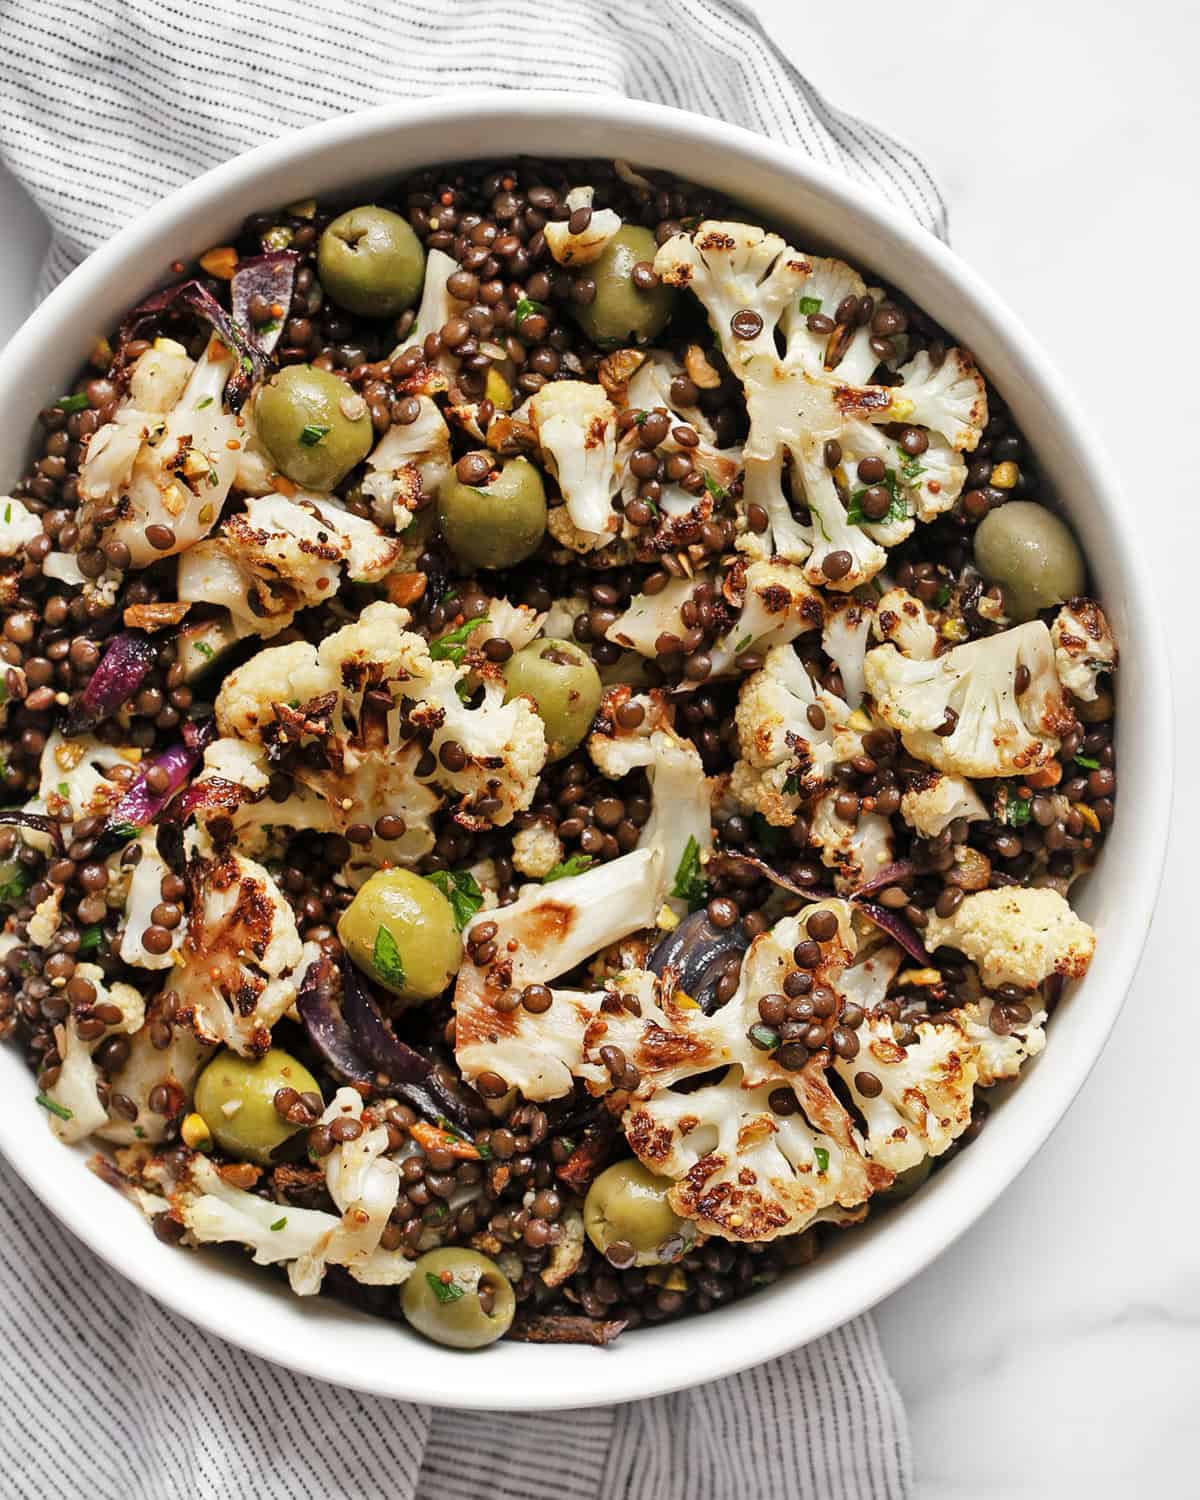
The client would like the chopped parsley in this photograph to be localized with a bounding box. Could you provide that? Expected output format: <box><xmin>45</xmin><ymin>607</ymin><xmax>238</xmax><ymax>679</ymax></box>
<box><xmin>747</xmin><ymin>1023</ymin><xmax>779</xmax><ymax>1052</ymax></box>
<box><xmin>1004</xmin><ymin>796</ymin><xmax>1033</xmax><ymax>828</ymax></box>
<box><xmin>78</xmin><ymin>925</ymin><xmax>104</xmax><ymax>954</ymax></box>
<box><xmin>734</xmin><ymin>634</ymin><xmax>753</xmax><ymax>653</ymax></box>
<box><xmin>900</xmin><ymin>455</ymin><xmax>926</xmax><ymax>484</ymax></box>
<box><xmin>933</xmin><ymin>584</ymin><xmax>951</xmax><ymax>608</ymax></box>
<box><xmin>36</xmin><ymin>1092</ymin><xmax>72</xmax><ymax>1121</ymax></box>
<box><xmin>424</xmin><ymin>869</ymin><xmax>485</xmax><ymax>930</ymax></box>
<box><xmin>1073</xmin><ymin>755</ymin><xmax>1101</xmax><ymax>771</ymax></box>
<box><xmin>782</xmin><ymin>773</ymin><xmax>801</xmax><ymax>795</ymax></box>
<box><xmin>107</xmin><ymin>821</ymin><xmax>138</xmax><ymax>843</ymax></box>
<box><xmin>371</xmin><ymin>926</ymin><xmax>406</xmax><ymax>989</ymax></box>
<box><xmin>670</xmin><ymin>835</ymin><xmax>707</xmax><ymax>910</ymax></box>
<box><xmin>54</xmin><ymin>392</ymin><xmax>89</xmax><ymax>413</ymax></box>
<box><xmin>57</xmin><ymin>782</ymin><xmax>69</xmax><ymax>798</ymax></box>
<box><xmin>703</xmin><ymin>471</ymin><xmax>727</xmax><ymax>502</ymax></box>
<box><xmin>3</xmin><ymin>505</ymin><xmax>10</xmax><ymax>524</ymax></box>
<box><xmin>426</xmin><ymin>1271</ymin><xmax>465</xmax><ymax>1304</ymax></box>
<box><xmin>258</xmin><ymin>319</ymin><xmax>281</xmax><ymax>335</ymax></box>
<box><xmin>846</xmin><ymin>467</ymin><xmax>907</xmax><ymax>528</ymax></box>
<box><xmin>439</xmin><ymin>587</ymin><xmax>459</xmax><ymax>605</ymax></box>
<box><xmin>269</xmin><ymin>1216</ymin><xmax>288</xmax><ymax>1232</ymax></box>
<box><xmin>798</xmin><ymin>296</ymin><xmax>823</xmax><ymax>316</ymax></box>
<box><xmin>193</xmin><ymin>641</ymin><xmax>215</xmax><ymax>660</ymax></box>
<box><xmin>633</xmin><ymin>409</ymin><xmax>650</xmax><ymax>427</ymax></box>
<box><xmin>240</xmin><ymin>354</ymin><xmax>254</xmax><ymax>376</ymax></box>
<box><xmin>430</xmin><ymin>615</ymin><xmax>488</xmax><ymax>666</ymax></box>
<box><xmin>813</xmin><ymin>1146</ymin><xmax>829</xmax><ymax>1173</ymax></box>
<box><xmin>543</xmin><ymin>853</ymin><xmax>593</xmax><ymax>883</ymax></box>
<box><xmin>298</xmin><ymin>423</ymin><xmax>331</xmax><ymax>447</ymax></box>
<box><xmin>195</xmin><ymin>395</ymin><xmax>214</xmax><ymax>410</ymax></box>
<box><xmin>750</xmin><ymin>812</ymin><xmax>783</xmax><ymax>853</ymax></box>
<box><xmin>513</xmin><ymin>297</ymin><xmax>547</xmax><ymax>329</ymax></box>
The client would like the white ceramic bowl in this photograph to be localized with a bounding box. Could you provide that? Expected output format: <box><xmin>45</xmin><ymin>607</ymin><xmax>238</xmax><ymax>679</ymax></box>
<box><xmin>0</xmin><ymin>93</ymin><xmax>1171</xmax><ymax>1410</ymax></box>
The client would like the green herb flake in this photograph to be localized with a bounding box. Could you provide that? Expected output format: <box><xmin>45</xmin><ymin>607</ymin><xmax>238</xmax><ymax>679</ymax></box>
<box><xmin>543</xmin><ymin>853</ymin><xmax>594</xmax><ymax>883</ymax></box>
<box><xmin>78</xmin><ymin>925</ymin><xmax>104</xmax><ymax>954</ymax></box>
<box><xmin>298</xmin><ymin>423</ymin><xmax>331</xmax><ymax>447</ymax></box>
<box><xmin>371</xmin><ymin>926</ymin><xmax>406</xmax><ymax>988</ymax></box>
<box><xmin>258</xmin><ymin>320</ymin><xmax>281</xmax><ymax>335</ymax></box>
<box><xmin>847</xmin><ymin>467</ymin><xmax>907</xmax><ymax>528</ymax></box>
<box><xmin>513</xmin><ymin>297</ymin><xmax>547</xmax><ymax>329</ymax></box>
<box><xmin>426</xmin><ymin>1271</ymin><xmax>465</xmax><ymax>1304</ymax></box>
<box><xmin>670</xmin><ymin>835</ymin><xmax>708</xmax><ymax>910</ymax></box>
<box><xmin>556</xmin><ymin>1135</ymin><xmax>577</xmax><ymax>1156</ymax></box>
<box><xmin>703</xmin><ymin>471</ymin><xmax>727</xmax><ymax>502</ymax></box>
<box><xmin>55</xmin><ymin>392</ymin><xmax>90</xmax><ymax>414</ymax></box>
<box><xmin>57</xmin><ymin>782</ymin><xmax>69</xmax><ymax>798</ymax></box>
<box><xmin>747</xmin><ymin>1023</ymin><xmax>780</xmax><ymax>1052</ymax></box>
<box><xmin>813</xmin><ymin>1146</ymin><xmax>830</xmax><ymax>1173</ymax></box>
<box><xmin>430</xmin><ymin>615</ymin><xmax>488</xmax><ymax>666</ymax></box>
<box><xmin>3</xmin><ymin>505</ymin><xmax>10</xmax><ymax>524</ymax></box>
<box><xmin>195</xmin><ymin>395</ymin><xmax>215</xmax><ymax>410</ymax></box>
<box><xmin>439</xmin><ymin>587</ymin><xmax>459</xmax><ymax>605</ymax></box>
<box><xmin>900</xmin><ymin>455</ymin><xmax>926</xmax><ymax>484</ymax></box>
<box><xmin>1074</xmin><ymin>754</ymin><xmax>1101</xmax><ymax>771</ymax></box>
<box><xmin>193</xmin><ymin>641</ymin><xmax>215</xmax><ymax>660</ymax></box>
<box><xmin>782</xmin><ymin>773</ymin><xmax>801</xmax><ymax>795</ymax></box>
<box><xmin>36</xmin><ymin>1092</ymin><xmax>73</xmax><ymax>1121</ymax></box>
<box><xmin>424</xmin><ymin>869</ymin><xmax>485</xmax><ymax>930</ymax></box>
<box><xmin>734</xmin><ymin>634</ymin><xmax>753</xmax><ymax>653</ymax></box>
<box><xmin>798</xmin><ymin>296</ymin><xmax>823</xmax><ymax>316</ymax></box>
<box><xmin>933</xmin><ymin>584</ymin><xmax>951</xmax><ymax>608</ymax></box>
<box><xmin>270</xmin><ymin>1216</ymin><xmax>288</xmax><ymax>1232</ymax></box>
<box><xmin>240</xmin><ymin>355</ymin><xmax>254</xmax><ymax>376</ymax></box>
<box><xmin>633</xmin><ymin>409</ymin><xmax>650</xmax><ymax>428</ymax></box>
<box><xmin>1004</xmin><ymin>796</ymin><xmax>1033</xmax><ymax>828</ymax></box>
<box><xmin>107</xmin><ymin>821</ymin><xmax>138</xmax><ymax>843</ymax></box>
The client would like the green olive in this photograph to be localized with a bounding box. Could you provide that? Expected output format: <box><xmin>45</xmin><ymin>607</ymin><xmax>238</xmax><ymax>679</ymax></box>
<box><xmin>193</xmin><ymin>1048</ymin><xmax>322</xmax><ymax>1165</ymax></box>
<box><xmin>584</xmin><ymin>1159</ymin><xmax>687</xmax><ymax>1264</ymax></box>
<box><xmin>337</xmin><ymin>868</ymin><xmax>461</xmax><ymax>1002</ymax></box>
<box><xmin>437</xmin><ymin>456</ymin><xmax>547</xmax><ymax>569</ymax></box>
<box><xmin>973</xmin><ymin>500</ymin><xmax>1086</xmax><ymax>622</ymax></box>
<box><xmin>255</xmin><ymin>364</ymin><xmax>373</xmax><ymax>491</ymax></box>
<box><xmin>884</xmin><ymin>1156</ymin><xmax>933</xmax><ymax>1202</ymax></box>
<box><xmin>401</xmin><ymin>1248</ymin><xmax>516</xmax><ymax>1349</ymax></box>
<box><xmin>317</xmin><ymin>205</ymin><xmax>426</xmax><ymax>318</ymax></box>
<box><xmin>502</xmin><ymin>638</ymin><xmax>602</xmax><ymax>762</ymax></box>
<box><xmin>572</xmin><ymin>226</ymin><xmax>676</xmax><ymax>347</ymax></box>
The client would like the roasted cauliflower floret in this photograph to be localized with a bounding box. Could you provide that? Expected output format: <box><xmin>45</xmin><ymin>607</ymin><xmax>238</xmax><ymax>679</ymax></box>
<box><xmin>956</xmin><ymin>968</ymin><xmax>1048</xmax><ymax>1087</ymax></box>
<box><xmin>864</xmin><ymin>620</ymin><xmax>1076</xmax><ymax>778</ymax></box>
<box><xmin>169</xmin><ymin>834</ymin><xmax>312</xmax><ymax>1058</ymax></box>
<box><xmin>1051</xmin><ymin>598</ymin><xmax>1118</xmax><ymax>703</ymax></box>
<box><xmin>216</xmin><ymin>600</ymin><xmax>546</xmax><ymax>833</ymax></box>
<box><xmin>544</xmin><ymin>187</ymin><xmax>622</xmax><ymax>265</ymax></box>
<box><xmin>731</xmin><ymin>644</ymin><xmax>861</xmax><ymax>826</ymax></box>
<box><xmin>177</xmin><ymin>491</ymin><xmax>399</xmax><ymax>637</ymax></box>
<box><xmin>900</xmin><ymin>770</ymin><xmax>989</xmax><ymax>839</ymax></box>
<box><xmin>809</xmin><ymin>791</ymin><xmax>895</xmax><ymax>893</ymax></box>
<box><xmin>873</xmin><ymin>587</ymin><xmax>940</xmax><ymax>660</ymax></box>
<box><xmin>925</xmin><ymin>886</ymin><xmax>1096</xmax><ymax>990</ymax></box>
<box><xmin>360</xmin><ymin>395</ymin><xmax>452</xmax><ymax>531</ymax></box>
<box><xmin>822</xmin><ymin>594</ymin><xmax>875</xmax><ymax>707</ymax></box>
<box><xmin>656</xmin><ymin>221</ymin><xmax>985</xmax><ymax>589</ymax></box>
<box><xmin>41</xmin><ymin>965</ymin><xmax>145</xmax><ymax>1143</ymax></box>
<box><xmin>526</xmin><ymin>381</ymin><xmax>621</xmax><ymax>547</ymax></box>
<box><xmin>79</xmin><ymin>337</ymin><xmax>242</xmax><ymax>567</ymax></box>
<box><xmin>510</xmin><ymin>821</ymin><xmax>565</xmax><ymax>879</ymax></box>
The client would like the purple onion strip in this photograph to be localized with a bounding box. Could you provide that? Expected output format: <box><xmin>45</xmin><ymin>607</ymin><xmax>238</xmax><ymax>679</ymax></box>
<box><xmin>850</xmin><ymin>860</ymin><xmax>917</xmax><ymax>902</ymax></box>
<box><xmin>113</xmin><ymin>280</ymin><xmax>268</xmax><ymax>410</ymax></box>
<box><xmin>0</xmin><ymin>810</ymin><xmax>64</xmax><ymax>854</ymax></box>
<box><xmin>102</xmin><ymin>718</ymin><xmax>215</xmax><ymax>838</ymax></box>
<box><xmin>855</xmin><ymin>900</ymin><xmax>932</xmax><ymax>965</ymax></box>
<box><xmin>64</xmin><ymin>630</ymin><xmax>159</xmax><ymax>735</ymax></box>
<box><xmin>230</xmin><ymin>251</ymin><xmax>299</xmax><ymax>357</ymax></box>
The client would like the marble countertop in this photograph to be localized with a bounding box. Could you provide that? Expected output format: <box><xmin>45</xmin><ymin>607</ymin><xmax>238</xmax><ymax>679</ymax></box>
<box><xmin>0</xmin><ymin>4</ymin><xmax>1193</xmax><ymax>1490</ymax></box>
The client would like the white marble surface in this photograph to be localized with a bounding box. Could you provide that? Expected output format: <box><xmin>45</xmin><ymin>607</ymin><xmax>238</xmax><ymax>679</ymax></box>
<box><xmin>0</xmin><ymin>5</ymin><xmax>1194</xmax><ymax>1491</ymax></box>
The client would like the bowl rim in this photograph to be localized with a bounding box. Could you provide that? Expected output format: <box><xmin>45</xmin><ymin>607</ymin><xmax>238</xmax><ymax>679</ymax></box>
<box><xmin>0</xmin><ymin>89</ymin><xmax>1173</xmax><ymax>1409</ymax></box>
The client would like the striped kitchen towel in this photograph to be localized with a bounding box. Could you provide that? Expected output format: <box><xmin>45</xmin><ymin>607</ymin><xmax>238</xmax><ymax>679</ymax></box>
<box><xmin>0</xmin><ymin>2</ymin><xmax>927</xmax><ymax>1496</ymax></box>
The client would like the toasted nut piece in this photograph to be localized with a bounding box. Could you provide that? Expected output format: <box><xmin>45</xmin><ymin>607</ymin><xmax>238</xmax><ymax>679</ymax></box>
<box><xmin>199</xmin><ymin>246</ymin><xmax>238</xmax><ymax>279</ymax></box>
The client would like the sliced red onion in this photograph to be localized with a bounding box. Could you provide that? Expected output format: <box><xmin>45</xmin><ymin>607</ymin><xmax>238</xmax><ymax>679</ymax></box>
<box><xmin>169</xmin><ymin>774</ymin><xmax>257</xmax><ymax>824</ymax></box>
<box><xmin>296</xmin><ymin>960</ymin><xmax>376</xmax><ymax>1089</ymax></box>
<box><xmin>341</xmin><ymin>962</ymin><xmax>433</xmax><ymax>1087</ymax></box>
<box><xmin>722</xmin><ymin>852</ymin><xmax>836</xmax><ymax>902</ymax></box>
<box><xmin>63</xmin><ymin>630</ymin><xmax>158</xmax><ymax>735</ymax></box>
<box><xmin>508</xmin><ymin>1315</ymin><xmax>627</xmax><ymax>1346</ymax></box>
<box><xmin>647</xmin><ymin>910</ymin><xmax>750</xmax><ymax>1014</ymax></box>
<box><xmin>0</xmin><ymin>809</ymin><xmax>64</xmax><ymax>854</ymax></box>
<box><xmin>855</xmin><ymin>900</ymin><xmax>932</xmax><ymax>964</ymax></box>
<box><xmin>101</xmin><ymin>719</ymin><xmax>215</xmax><ymax>840</ymax></box>
<box><xmin>850</xmin><ymin>860</ymin><xmax>917</xmax><ymax>902</ymax></box>
<box><xmin>231</xmin><ymin>252</ymin><xmax>299</xmax><ymax>357</ymax></box>
<box><xmin>113</xmin><ymin>280</ymin><xmax>268</xmax><ymax>410</ymax></box>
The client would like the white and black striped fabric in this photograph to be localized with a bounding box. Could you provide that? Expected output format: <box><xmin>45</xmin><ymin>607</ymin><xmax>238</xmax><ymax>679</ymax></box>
<box><xmin>0</xmin><ymin>3</ymin><xmax>929</xmax><ymax>1495</ymax></box>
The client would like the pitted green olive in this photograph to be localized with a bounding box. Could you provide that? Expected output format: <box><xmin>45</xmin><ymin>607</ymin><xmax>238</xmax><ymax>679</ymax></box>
<box><xmin>255</xmin><ymin>364</ymin><xmax>373</xmax><ymax>491</ymax></box>
<box><xmin>337</xmin><ymin>868</ymin><xmax>461</xmax><ymax>1002</ymax></box>
<box><xmin>973</xmin><ymin>500</ymin><xmax>1085</xmax><ymax>622</ymax></box>
<box><xmin>502</xmin><ymin>638</ymin><xmax>602</xmax><ymax>761</ymax></box>
<box><xmin>317</xmin><ymin>205</ymin><xmax>426</xmax><ymax>318</ymax></box>
<box><xmin>193</xmin><ymin>1048</ymin><xmax>322</xmax><ymax>1165</ymax></box>
<box><xmin>437</xmin><ymin>456</ymin><xmax>547</xmax><ymax>569</ymax></box>
<box><xmin>401</xmin><ymin>1248</ymin><xmax>516</xmax><ymax>1349</ymax></box>
<box><xmin>573</xmin><ymin>225</ymin><xmax>676</xmax><ymax>347</ymax></box>
<box><xmin>584</xmin><ymin>1159</ymin><xmax>687</xmax><ymax>1264</ymax></box>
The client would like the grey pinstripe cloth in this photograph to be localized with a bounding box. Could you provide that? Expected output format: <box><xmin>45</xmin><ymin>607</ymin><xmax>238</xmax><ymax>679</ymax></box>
<box><xmin>0</xmin><ymin>2</ymin><xmax>934</xmax><ymax>1495</ymax></box>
